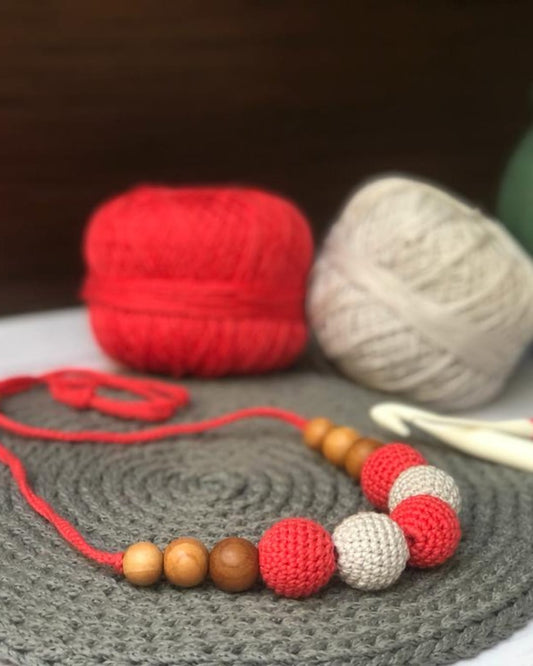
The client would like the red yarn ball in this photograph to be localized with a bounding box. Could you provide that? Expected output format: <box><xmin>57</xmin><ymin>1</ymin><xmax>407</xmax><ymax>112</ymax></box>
<box><xmin>360</xmin><ymin>443</ymin><xmax>427</xmax><ymax>511</ymax></box>
<box><xmin>258</xmin><ymin>517</ymin><xmax>336</xmax><ymax>598</ymax></box>
<box><xmin>83</xmin><ymin>185</ymin><xmax>313</xmax><ymax>377</ymax></box>
<box><xmin>390</xmin><ymin>494</ymin><xmax>461</xmax><ymax>568</ymax></box>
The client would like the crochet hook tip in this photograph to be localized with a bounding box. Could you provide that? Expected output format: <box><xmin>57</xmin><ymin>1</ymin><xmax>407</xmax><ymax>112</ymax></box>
<box><xmin>369</xmin><ymin>403</ymin><xmax>412</xmax><ymax>438</ymax></box>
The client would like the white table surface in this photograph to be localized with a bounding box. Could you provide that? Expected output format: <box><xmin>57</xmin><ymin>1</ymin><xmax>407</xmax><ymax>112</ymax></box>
<box><xmin>1</xmin><ymin>306</ymin><xmax>533</xmax><ymax>666</ymax></box>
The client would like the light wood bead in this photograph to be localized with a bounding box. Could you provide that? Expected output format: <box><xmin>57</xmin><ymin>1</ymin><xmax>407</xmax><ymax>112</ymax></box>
<box><xmin>209</xmin><ymin>537</ymin><xmax>259</xmax><ymax>593</ymax></box>
<box><xmin>344</xmin><ymin>437</ymin><xmax>383</xmax><ymax>480</ymax></box>
<box><xmin>321</xmin><ymin>426</ymin><xmax>361</xmax><ymax>466</ymax></box>
<box><xmin>303</xmin><ymin>417</ymin><xmax>334</xmax><ymax>450</ymax></box>
<box><xmin>164</xmin><ymin>537</ymin><xmax>209</xmax><ymax>587</ymax></box>
<box><xmin>123</xmin><ymin>541</ymin><xmax>163</xmax><ymax>586</ymax></box>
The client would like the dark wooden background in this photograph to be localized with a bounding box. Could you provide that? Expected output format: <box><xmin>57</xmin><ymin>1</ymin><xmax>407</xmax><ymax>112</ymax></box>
<box><xmin>1</xmin><ymin>1</ymin><xmax>532</xmax><ymax>315</ymax></box>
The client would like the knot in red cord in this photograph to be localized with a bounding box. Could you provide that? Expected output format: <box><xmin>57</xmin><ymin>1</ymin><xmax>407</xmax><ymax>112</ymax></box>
<box><xmin>44</xmin><ymin>369</ymin><xmax>189</xmax><ymax>422</ymax></box>
<box><xmin>48</xmin><ymin>371</ymin><xmax>96</xmax><ymax>409</ymax></box>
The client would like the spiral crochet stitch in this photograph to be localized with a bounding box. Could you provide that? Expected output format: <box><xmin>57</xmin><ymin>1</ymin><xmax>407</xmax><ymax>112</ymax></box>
<box><xmin>83</xmin><ymin>185</ymin><xmax>314</xmax><ymax>377</ymax></box>
<box><xmin>1</xmin><ymin>370</ymin><xmax>533</xmax><ymax>665</ymax></box>
<box><xmin>308</xmin><ymin>175</ymin><xmax>533</xmax><ymax>409</ymax></box>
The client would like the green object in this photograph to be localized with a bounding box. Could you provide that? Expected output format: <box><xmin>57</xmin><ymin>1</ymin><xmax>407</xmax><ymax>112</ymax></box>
<box><xmin>498</xmin><ymin>124</ymin><xmax>533</xmax><ymax>255</ymax></box>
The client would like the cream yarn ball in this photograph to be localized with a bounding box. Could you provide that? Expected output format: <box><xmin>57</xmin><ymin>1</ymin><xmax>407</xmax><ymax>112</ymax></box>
<box><xmin>332</xmin><ymin>513</ymin><xmax>409</xmax><ymax>590</ymax></box>
<box><xmin>388</xmin><ymin>465</ymin><xmax>461</xmax><ymax>513</ymax></box>
<box><xmin>308</xmin><ymin>176</ymin><xmax>533</xmax><ymax>409</ymax></box>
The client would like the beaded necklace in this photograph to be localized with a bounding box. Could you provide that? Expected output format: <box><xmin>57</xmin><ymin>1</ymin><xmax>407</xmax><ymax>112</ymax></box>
<box><xmin>0</xmin><ymin>369</ymin><xmax>461</xmax><ymax>599</ymax></box>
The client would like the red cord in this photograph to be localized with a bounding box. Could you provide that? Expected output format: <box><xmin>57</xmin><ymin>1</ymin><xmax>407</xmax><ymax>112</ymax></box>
<box><xmin>0</xmin><ymin>368</ymin><xmax>307</xmax><ymax>574</ymax></box>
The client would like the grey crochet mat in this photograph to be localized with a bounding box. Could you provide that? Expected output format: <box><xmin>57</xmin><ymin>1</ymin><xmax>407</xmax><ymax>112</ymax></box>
<box><xmin>1</xmin><ymin>369</ymin><xmax>533</xmax><ymax>666</ymax></box>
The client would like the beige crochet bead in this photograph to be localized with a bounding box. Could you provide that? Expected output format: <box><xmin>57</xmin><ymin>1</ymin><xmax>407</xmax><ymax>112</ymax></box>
<box><xmin>333</xmin><ymin>513</ymin><xmax>408</xmax><ymax>590</ymax></box>
<box><xmin>388</xmin><ymin>464</ymin><xmax>461</xmax><ymax>513</ymax></box>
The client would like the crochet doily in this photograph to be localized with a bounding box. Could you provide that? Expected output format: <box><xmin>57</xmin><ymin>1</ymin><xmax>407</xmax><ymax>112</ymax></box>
<box><xmin>1</xmin><ymin>369</ymin><xmax>532</xmax><ymax>666</ymax></box>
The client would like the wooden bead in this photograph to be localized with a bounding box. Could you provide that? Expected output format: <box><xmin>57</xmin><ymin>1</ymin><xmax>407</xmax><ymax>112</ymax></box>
<box><xmin>303</xmin><ymin>417</ymin><xmax>334</xmax><ymax>450</ymax></box>
<box><xmin>123</xmin><ymin>541</ymin><xmax>163</xmax><ymax>586</ymax></box>
<box><xmin>344</xmin><ymin>437</ymin><xmax>383</xmax><ymax>480</ymax></box>
<box><xmin>209</xmin><ymin>537</ymin><xmax>259</xmax><ymax>592</ymax></box>
<box><xmin>322</xmin><ymin>426</ymin><xmax>361</xmax><ymax>466</ymax></box>
<box><xmin>164</xmin><ymin>537</ymin><xmax>209</xmax><ymax>587</ymax></box>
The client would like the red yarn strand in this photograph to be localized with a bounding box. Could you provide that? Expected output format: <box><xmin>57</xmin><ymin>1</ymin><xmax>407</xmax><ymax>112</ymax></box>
<box><xmin>0</xmin><ymin>368</ymin><xmax>307</xmax><ymax>573</ymax></box>
<box><xmin>0</xmin><ymin>444</ymin><xmax>124</xmax><ymax>573</ymax></box>
<box><xmin>0</xmin><ymin>406</ymin><xmax>306</xmax><ymax>444</ymax></box>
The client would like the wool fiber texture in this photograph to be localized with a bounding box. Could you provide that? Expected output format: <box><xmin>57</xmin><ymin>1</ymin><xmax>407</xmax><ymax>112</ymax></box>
<box><xmin>83</xmin><ymin>185</ymin><xmax>313</xmax><ymax>377</ymax></box>
<box><xmin>308</xmin><ymin>175</ymin><xmax>533</xmax><ymax>409</ymax></box>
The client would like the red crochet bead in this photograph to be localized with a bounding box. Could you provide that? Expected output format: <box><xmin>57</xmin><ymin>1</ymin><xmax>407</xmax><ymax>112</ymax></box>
<box><xmin>360</xmin><ymin>443</ymin><xmax>427</xmax><ymax>510</ymax></box>
<box><xmin>390</xmin><ymin>494</ymin><xmax>461</xmax><ymax>568</ymax></box>
<box><xmin>258</xmin><ymin>518</ymin><xmax>336</xmax><ymax>598</ymax></box>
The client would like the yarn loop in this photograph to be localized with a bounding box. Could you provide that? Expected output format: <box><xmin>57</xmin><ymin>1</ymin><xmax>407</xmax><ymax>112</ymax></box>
<box><xmin>47</xmin><ymin>369</ymin><xmax>188</xmax><ymax>421</ymax></box>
